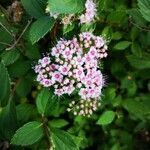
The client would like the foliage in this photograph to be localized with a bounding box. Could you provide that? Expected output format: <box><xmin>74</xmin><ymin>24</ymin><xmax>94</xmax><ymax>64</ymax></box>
<box><xmin>0</xmin><ymin>0</ymin><xmax>150</xmax><ymax>150</ymax></box>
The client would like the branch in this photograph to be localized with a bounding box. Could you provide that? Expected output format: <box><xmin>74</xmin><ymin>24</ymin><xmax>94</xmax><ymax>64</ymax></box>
<box><xmin>0</xmin><ymin>4</ymin><xmax>10</xmax><ymax>22</ymax></box>
<box><xmin>0</xmin><ymin>41</ymin><xmax>11</xmax><ymax>46</ymax></box>
<box><xmin>6</xmin><ymin>19</ymin><xmax>32</xmax><ymax>50</ymax></box>
<box><xmin>0</xmin><ymin>22</ymin><xmax>15</xmax><ymax>37</ymax></box>
<box><xmin>42</xmin><ymin>116</ymin><xmax>52</xmax><ymax>149</ymax></box>
<box><xmin>11</xmin><ymin>79</ymin><xmax>21</xmax><ymax>95</ymax></box>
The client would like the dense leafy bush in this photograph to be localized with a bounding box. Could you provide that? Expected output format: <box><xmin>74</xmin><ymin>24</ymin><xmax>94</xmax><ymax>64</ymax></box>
<box><xmin>0</xmin><ymin>0</ymin><xmax>150</xmax><ymax>150</ymax></box>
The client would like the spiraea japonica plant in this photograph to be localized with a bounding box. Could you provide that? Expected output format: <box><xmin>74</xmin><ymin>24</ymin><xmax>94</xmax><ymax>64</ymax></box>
<box><xmin>33</xmin><ymin>0</ymin><xmax>108</xmax><ymax>117</ymax></box>
<box><xmin>0</xmin><ymin>0</ymin><xmax>150</xmax><ymax>150</ymax></box>
<box><xmin>34</xmin><ymin>31</ymin><xmax>108</xmax><ymax>116</ymax></box>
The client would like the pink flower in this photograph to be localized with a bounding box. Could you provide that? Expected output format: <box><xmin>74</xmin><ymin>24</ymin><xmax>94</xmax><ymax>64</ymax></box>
<box><xmin>73</xmin><ymin>56</ymin><xmax>85</xmax><ymax>66</ymax></box>
<box><xmin>85</xmin><ymin>79</ymin><xmax>92</xmax><ymax>87</ymax></box>
<box><xmin>35</xmin><ymin>65</ymin><xmax>41</xmax><ymax>73</ymax></box>
<box><xmin>88</xmin><ymin>46</ymin><xmax>98</xmax><ymax>58</ymax></box>
<box><xmin>62</xmin><ymin>47</ymin><xmax>73</xmax><ymax>60</ymax></box>
<box><xmin>79</xmin><ymin>0</ymin><xmax>97</xmax><ymax>24</ymax></box>
<box><xmin>64</xmin><ymin>84</ymin><xmax>75</xmax><ymax>95</ymax></box>
<box><xmin>79</xmin><ymin>88</ymin><xmax>88</xmax><ymax>99</ymax></box>
<box><xmin>77</xmin><ymin>82</ymin><xmax>82</xmax><ymax>88</ymax></box>
<box><xmin>54</xmin><ymin>88</ymin><xmax>63</xmax><ymax>96</ymax></box>
<box><xmin>37</xmin><ymin>74</ymin><xmax>44</xmax><ymax>82</ymax></box>
<box><xmin>87</xmin><ymin>59</ymin><xmax>98</xmax><ymax>68</ymax></box>
<box><xmin>85</xmin><ymin>0</ymin><xmax>96</xmax><ymax>10</ymax></box>
<box><xmin>63</xmin><ymin>78</ymin><xmax>70</xmax><ymax>85</ymax></box>
<box><xmin>60</xmin><ymin>43</ymin><xmax>65</xmax><ymax>49</ymax></box>
<box><xmin>79</xmin><ymin>14</ymin><xmax>88</xmax><ymax>24</ymax></box>
<box><xmin>34</xmin><ymin>31</ymin><xmax>107</xmax><ymax>101</ymax></box>
<box><xmin>42</xmin><ymin>79</ymin><xmax>52</xmax><ymax>87</ymax></box>
<box><xmin>52</xmin><ymin>72</ymin><xmax>63</xmax><ymax>83</ymax></box>
<box><xmin>41</xmin><ymin>57</ymin><xmax>50</xmax><ymax>67</ymax></box>
<box><xmin>50</xmin><ymin>64</ymin><xmax>58</xmax><ymax>70</ymax></box>
<box><xmin>85</xmin><ymin>54</ymin><xmax>91</xmax><ymax>62</ymax></box>
<box><xmin>95</xmin><ymin>37</ymin><xmax>105</xmax><ymax>48</ymax></box>
<box><xmin>59</xmin><ymin>65</ymin><xmax>70</xmax><ymax>75</ymax></box>
<box><xmin>94</xmin><ymin>77</ymin><xmax>103</xmax><ymax>87</ymax></box>
<box><xmin>104</xmin><ymin>53</ymin><xmax>108</xmax><ymax>57</ymax></box>
<box><xmin>75</xmin><ymin>67</ymin><xmax>85</xmax><ymax>79</ymax></box>
<box><xmin>51</xmin><ymin>47</ymin><xmax>60</xmax><ymax>57</ymax></box>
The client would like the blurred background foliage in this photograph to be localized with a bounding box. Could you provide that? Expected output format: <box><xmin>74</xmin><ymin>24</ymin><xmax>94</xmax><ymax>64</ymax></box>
<box><xmin>0</xmin><ymin>0</ymin><xmax>150</xmax><ymax>150</ymax></box>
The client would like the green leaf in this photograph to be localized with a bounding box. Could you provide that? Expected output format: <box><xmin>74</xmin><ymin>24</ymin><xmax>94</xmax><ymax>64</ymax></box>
<box><xmin>97</xmin><ymin>111</ymin><xmax>115</xmax><ymax>125</ymax></box>
<box><xmin>102</xmin><ymin>26</ymin><xmax>112</xmax><ymax>40</ymax></box>
<box><xmin>127</xmin><ymin>54</ymin><xmax>150</xmax><ymax>69</ymax></box>
<box><xmin>112</xmin><ymin>32</ymin><xmax>122</xmax><ymax>40</ymax></box>
<box><xmin>30</xmin><ymin>16</ymin><xmax>55</xmax><ymax>44</ymax></box>
<box><xmin>11</xmin><ymin>121</ymin><xmax>44</xmax><ymax>146</ymax></box>
<box><xmin>37</xmin><ymin>91</ymin><xmax>63</xmax><ymax>117</ymax></box>
<box><xmin>48</xmin><ymin>0</ymin><xmax>84</xmax><ymax>14</ymax></box>
<box><xmin>1</xmin><ymin>49</ymin><xmax>20</xmax><ymax>66</ymax></box>
<box><xmin>104</xmin><ymin>87</ymin><xmax>116</xmax><ymax>102</ymax></box>
<box><xmin>8</xmin><ymin>60</ymin><xmax>30</xmax><ymax>77</ymax></box>
<box><xmin>131</xmin><ymin>43</ymin><xmax>142</xmax><ymax>57</ymax></box>
<box><xmin>127</xmin><ymin>9</ymin><xmax>147</xmax><ymax>27</ymax></box>
<box><xmin>107</xmin><ymin>10</ymin><xmax>126</xmax><ymax>24</ymax></box>
<box><xmin>16</xmin><ymin>104</ymin><xmax>35</xmax><ymax>123</ymax></box>
<box><xmin>98</xmin><ymin>0</ymin><xmax>108</xmax><ymax>11</ymax></box>
<box><xmin>114</xmin><ymin>41</ymin><xmax>131</xmax><ymax>50</ymax></box>
<box><xmin>0</xmin><ymin>13</ymin><xmax>15</xmax><ymax>51</ymax></box>
<box><xmin>0</xmin><ymin>28</ymin><xmax>13</xmax><ymax>51</ymax></box>
<box><xmin>138</xmin><ymin>0</ymin><xmax>150</xmax><ymax>22</ymax></box>
<box><xmin>70</xmin><ymin>135</ymin><xmax>83</xmax><ymax>148</ymax></box>
<box><xmin>51</xmin><ymin>128</ymin><xmax>78</xmax><ymax>150</ymax></box>
<box><xmin>0</xmin><ymin>100</ymin><xmax>17</xmax><ymax>140</ymax></box>
<box><xmin>36</xmin><ymin>88</ymin><xmax>54</xmax><ymax>116</ymax></box>
<box><xmin>110</xmin><ymin>60</ymin><xmax>126</xmax><ymax>79</ymax></box>
<box><xmin>16</xmin><ymin>78</ymin><xmax>32</xmax><ymax>97</ymax></box>
<box><xmin>111</xmin><ymin>143</ymin><xmax>120</xmax><ymax>150</ymax></box>
<box><xmin>123</xmin><ymin>98</ymin><xmax>150</xmax><ymax>120</ymax></box>
<box><xmin>0</xmin><ymin>62</ymin><xmax>11</xmax><ymax>106</ymax></box>
<box><xmin>49</xmin><ymin>119</ymin><xmax>69</xmax><ymax>128</ymax></box>
<box><xmin>48</xmin><ymin>99</ymin><xmax>65</xmax><ymax>117</ymax></box>
<box><xmin>130</xmin><ymin>27</ymin><xmax>139</xmax><ymax>41</ymax></box>
<box><xmin>63</xmin><ymin>23</ymin><xmax>75</xmax><ymax>35</ymax></box>
<box><xmin>25</xmin><ymin>43</ymin><xmax>40</xmax><ymax>60</ymax></box>
<box><xmin>21</xmin><ymin>0</ymin><xmax>46</xmax><ymax>18</ymax></box>
<box><xmin>81</xmin><ymin>23</ymin><xmax>96</xmax><ymax>33</ymax></box>
<box><xmin>121</xmin><ymin>77</ymin><xmax>137</xmax><ymax>96</ymax></box>
<box><xmin>111</xmin><ymin>95</ymin><xmax>122</xmax><ymax>107</ymax></box>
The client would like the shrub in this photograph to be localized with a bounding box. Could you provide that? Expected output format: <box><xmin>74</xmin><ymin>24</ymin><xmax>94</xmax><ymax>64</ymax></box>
<box><xmin>0</xmin><ymin>0</ymin><xmax>150</xmax><ymax>150</ymax></box>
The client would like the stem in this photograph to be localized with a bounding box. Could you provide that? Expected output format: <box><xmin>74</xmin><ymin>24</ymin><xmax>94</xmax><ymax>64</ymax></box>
<box><xmin>6</xmin><ymin>18</ymin><xmax>32</xmax><ymax>50</ymax></box>
<box><xmin>42</xmin><ymin>115</ymin><xmax>52</xmax><ymax>149</ymax></box>
<box><xmin>11</xmin><ymin>79</ymin><xmax>21</xmax><ymax>95</ymax></box>
<box><xmin>0</xmin><ymin>41</ymin><xmax>11</xmax><ymax>46</ymax></box>
<box><xmin>0</xmin><ymin>22</ymin><xmax>14</xmax><ymax>37</ymax></box>
<box><xmin>0</xmin><ymin>4</ymin><xmax>10</xmax><ymax>21</ymax></box>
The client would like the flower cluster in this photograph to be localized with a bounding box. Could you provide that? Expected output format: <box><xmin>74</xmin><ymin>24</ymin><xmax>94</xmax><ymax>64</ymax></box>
<box><xmin>79</xmin><ymin>32</ymin><xmax>108</xmax><ymax>59</ymax></box>
<box><xmin>79</xmin><ymin>0</ymin><xmax>97</xmax><ymax>24</ymax></box>
<box><xmin>45</xmin><ymin>0</ymin><xmax>97</xmax><ymax>26</ymax></box>
<box><xmin>34</xmin><ymin>32</ymin><xmax>107</xmax><ymax>116</ymax></box>
<box><xmin>67</xmin><ymin>99</ymin><xmax>101</xmax><ymax>117</ymax></box>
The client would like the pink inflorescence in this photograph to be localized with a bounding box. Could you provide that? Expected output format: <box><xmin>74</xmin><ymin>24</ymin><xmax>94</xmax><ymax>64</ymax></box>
<box><xmin>79</xmin><ymin>0</ymin><xmax>97</xmax><ymax>24</ymax></box>
<box><xmin>34</xmin><ymin>32</ymin><xmax>108</xmax><ymax>116</ymax></box>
